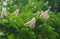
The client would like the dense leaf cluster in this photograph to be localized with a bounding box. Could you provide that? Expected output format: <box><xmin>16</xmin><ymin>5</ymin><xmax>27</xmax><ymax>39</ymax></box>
<box><xmin>0</xmin><ymin>0</ymin><xmax>60</xmax><ymax>39</ymax></box>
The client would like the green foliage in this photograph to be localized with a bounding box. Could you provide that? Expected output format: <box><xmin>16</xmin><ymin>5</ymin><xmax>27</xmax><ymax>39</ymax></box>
<box><xmin>0</xmin><ymin>0</ymin><xmax>60</xmax><ymax>39</ymax></box>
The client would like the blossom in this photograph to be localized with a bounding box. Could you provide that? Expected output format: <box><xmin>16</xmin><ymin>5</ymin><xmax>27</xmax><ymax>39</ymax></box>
<box><xmin>37</xmin><ymin>11</ymin><xmax>40</xmax><ymax>13</ymax></box>
<box><xmin>3</xmin><ymin>1</ymin><xmax>7</xmax><ymax>6</ymax></box>
<box><xmin>34</xmin><ymin>5</ymin><xmax>36</xmax><ymax>9</ymax></box>
<box><xmin>40</xmin><ymin>10</ymin><xmax>49</xmax><ymax>19</ymax></box>
<box><xmin>45</xmin><ymin>1</ymin><xmax>49</xmax><ymax>6</ymax></box>
<box><xmin>24</xmin><ymin>17</ymin><xmax>36</xmax><ymax>28</ymax></box>
<box><xmin>37</xmin><ymin>11</ymin><xmax>40</xmax><ymax>14</ymax></box>
<box><xmin>0</xmin><ymin>30</ymin><xmax>5</xmax><ymax>36</ymax></box>
<box><xmin>48</xmin><ymin>6</ymin><xmax>51</xmax><ymax>11</ymax></box>
<box><xmin>13</xmin><ymin>9</ymin><xmax>19</xmax><ymax>16</ymax></box>
<box><xmin>1</xmin><ymin>7</ymin><xmax>6</xmax><ymax>18</ymax></box>
<box><xmin>48</xmin><ymin>6</ymin><xmax>51</xmax><ymax>9</ymax></box>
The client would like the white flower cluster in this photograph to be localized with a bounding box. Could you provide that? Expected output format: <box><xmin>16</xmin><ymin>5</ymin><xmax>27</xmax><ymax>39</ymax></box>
<box><xmin>1</xmin><ymin>7</ymin><xmax>6</xmax><ymax>18</ymax></box>
<box><xmin>40</xmin><ymin>10</ymin><xmax>49</xmax><ymax>19</ymax></box>
<box><xmin>24</xmin><ymin>17</ymin><xmax>36</xmax><ymax>28</ymax></box>
<box><xmin>40</xmin><ymin>1</ymin><xmax>51</xmax><ymax>19</ymax></box>
<box><xmin>45</xmin><ymin>1</ymin><xmax>49</xmax><ymax>6</ymax></box>
<box><xmin>48</xmin><ymin>6</ymin><xmax>51</xmax><ymax>10</ymax></box>
<box><xmin>0</xmin><ymin>30</ymin><xmax>5</xmax><ymax>36</ymax></box>
<box><xmin>3</xmin><ymin>1</ymin><xmax>7</xmax><ymax>6</ymax></box>
<box><xmin>13</xmin><ymin>9</ymin><xmax>19</xmax><ymax>16</ymax></box>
